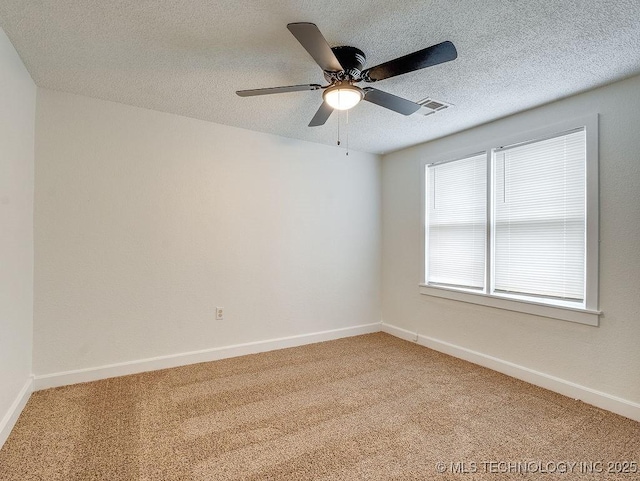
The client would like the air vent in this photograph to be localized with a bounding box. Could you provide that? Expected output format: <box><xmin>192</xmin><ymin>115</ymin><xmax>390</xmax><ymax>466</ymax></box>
<box><xmin>416</xmin><ymin>97</ymin><xmax>452</xmax><ymax>116</ymax></box>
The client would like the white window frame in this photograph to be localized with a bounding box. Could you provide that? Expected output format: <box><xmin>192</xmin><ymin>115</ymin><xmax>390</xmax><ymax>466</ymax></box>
<box><xmin>420</xmin><ymin>114</ymin><xmax>600</xmax><ymax>326</ymax></box>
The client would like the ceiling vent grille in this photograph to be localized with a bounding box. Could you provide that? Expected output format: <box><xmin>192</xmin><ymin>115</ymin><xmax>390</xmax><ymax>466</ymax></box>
<box><xmin>416</xmin><ymin>97</ymin><xmax>452</xmax><ymax>116</ymax></box>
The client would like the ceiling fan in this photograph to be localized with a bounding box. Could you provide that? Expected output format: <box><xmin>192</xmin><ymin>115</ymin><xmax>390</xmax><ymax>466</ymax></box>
<box><xmin>236</xmin><ymin>23</ymin><xmax>457</xmax><ymax>127</ymax></box>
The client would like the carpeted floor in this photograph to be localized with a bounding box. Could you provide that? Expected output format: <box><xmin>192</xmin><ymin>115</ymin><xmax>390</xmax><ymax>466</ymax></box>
<box><xmin>0</xmin><ymin>333</ymin><xmax>638</xmax><ymax>480</ymax></box>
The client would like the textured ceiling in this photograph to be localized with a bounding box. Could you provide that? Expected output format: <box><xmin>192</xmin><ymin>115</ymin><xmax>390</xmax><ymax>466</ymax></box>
<box><xmin>1</xmin><ymin>1</ymin><xmax>640</xmax><ymax>154</ymax></box>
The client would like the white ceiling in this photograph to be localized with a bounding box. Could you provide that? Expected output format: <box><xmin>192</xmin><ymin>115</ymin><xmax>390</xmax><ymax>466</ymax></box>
<box><xmin>1</xmin><ymin>1</ymin><xmax>639</xmax><ymax>154</ymax></box>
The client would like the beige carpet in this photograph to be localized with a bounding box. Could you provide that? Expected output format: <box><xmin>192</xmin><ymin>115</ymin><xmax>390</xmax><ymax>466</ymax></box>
<box><xmin>0</xmin><ymin>333</ymin><xmax>638</xmax><ymax>480</ymax></box>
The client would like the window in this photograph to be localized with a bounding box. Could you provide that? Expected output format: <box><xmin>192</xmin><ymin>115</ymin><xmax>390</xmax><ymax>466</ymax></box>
<box><xmin>422</xmin><ymin>116</ymin><xmax>599</xmax><ymax>325</ymax></box>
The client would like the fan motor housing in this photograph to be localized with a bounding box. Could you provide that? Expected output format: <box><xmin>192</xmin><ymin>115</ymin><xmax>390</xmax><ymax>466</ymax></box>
<box><xmin>324</xmin><ymin>46</ymin><xmax>366</xmax><ymax>81</ymax></box>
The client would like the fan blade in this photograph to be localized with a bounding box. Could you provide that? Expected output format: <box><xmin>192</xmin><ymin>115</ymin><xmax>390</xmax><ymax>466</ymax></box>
<box><xmin>362</xmin><ymin>41</ymin><xmax>457</xmax><ymax>82</ymax></box>
<box><xmin>236</xmin><ymin>84</ymin><xmax>322</xmax><ymax>97</ymax></box>
<box><xmin>309</xmin><ymin>102</ymin><xmax>333</xmax><ymax>127</ymax></box>
<box><xmin>287</xmin><ymin>23</ymin><xmax>343</xmax><ymax>72</ymax></box>
<box><xmin>363</xmin><ymin>88</ymin><xmax>421</xmax><ymax>115</ymax></box>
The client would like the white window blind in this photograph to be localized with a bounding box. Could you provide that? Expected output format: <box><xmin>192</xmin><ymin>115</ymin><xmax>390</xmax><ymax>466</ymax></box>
<box><xmin>493</xmin><ymin>129</ymin><xmax>586</xmax><ymax>301</ymax></box>
<box><xmin>427</xmin><ymin>153</ymin><xmax>486</xmax><ymax>289</ymax></box>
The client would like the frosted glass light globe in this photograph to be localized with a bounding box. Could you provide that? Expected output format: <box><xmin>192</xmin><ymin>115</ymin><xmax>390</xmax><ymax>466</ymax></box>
<box><xmin>323</xmin><ymin>84</ymin><xmax>364</xmax><ymax>110</ymax></box>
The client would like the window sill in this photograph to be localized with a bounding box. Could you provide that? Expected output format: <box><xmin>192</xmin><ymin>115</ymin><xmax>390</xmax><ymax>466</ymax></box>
<box><xmin>419</xmin><ymin>284</ymin><xmax>600</xmax><ymax>326</ymax></box>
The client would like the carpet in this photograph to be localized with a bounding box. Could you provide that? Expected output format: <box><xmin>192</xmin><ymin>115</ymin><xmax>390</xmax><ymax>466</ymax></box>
<box><xmin>0</xmin><ymin>333</ymin><xmax>638</xmax><ymax>480</ymax></box>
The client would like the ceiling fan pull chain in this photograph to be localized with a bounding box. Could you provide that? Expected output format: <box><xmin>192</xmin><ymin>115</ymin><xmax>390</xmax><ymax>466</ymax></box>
<box><xmin>337</xmin><ymin>111</ymin><xmax>341</xmax><ymax>146</ymax></box>
<box><xmin>346</xmin><ymin>109</ymin><xmax>349</xmax><ymax>156</ymax></box>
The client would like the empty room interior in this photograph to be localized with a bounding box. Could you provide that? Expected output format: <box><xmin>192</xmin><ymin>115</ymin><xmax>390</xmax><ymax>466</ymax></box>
<box><xmin>1</xmin><ymin>1</ymin><xmax>640</xmax><ymax>479</ymax></box>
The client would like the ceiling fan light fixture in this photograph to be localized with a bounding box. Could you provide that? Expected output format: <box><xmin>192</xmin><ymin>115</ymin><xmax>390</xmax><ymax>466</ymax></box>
<box><xmin>323</xmin><ymin>83</ymin><xmax>364</xmax><ymax>110</ymax></box>
<box><xmin>237</xmin><ymin>23</ymin><xmax>458</xmax><ymax>126</ymax></box>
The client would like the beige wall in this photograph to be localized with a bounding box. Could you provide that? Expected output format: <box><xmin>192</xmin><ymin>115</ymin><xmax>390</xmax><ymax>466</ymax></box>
<box><xmin>382</xmin><ymin>74</ymin><xmax>640</xmax><ymax>404</ymax></box>
<box><xmin>0</xmin><ymin>27</ymin><xmax>35</xmax><ymax>426</ymax></box>
<box><xmin>34</xmin><ymin>89</ymin><xmax>381</xmax><ymax>375</ymax></box>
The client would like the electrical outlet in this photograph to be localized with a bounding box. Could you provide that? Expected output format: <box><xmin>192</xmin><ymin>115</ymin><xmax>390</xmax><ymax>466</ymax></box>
<box><xmin>216</xmin><ymin>307</ymin><xmax>224</xmax><ymax>320</ymax></box>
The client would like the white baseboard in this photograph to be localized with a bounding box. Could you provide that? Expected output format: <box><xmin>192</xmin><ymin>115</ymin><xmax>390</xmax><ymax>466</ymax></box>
<box><xmin>33</xmin><ymin>323</ymin><xmax>381</xmax><ymax>391</ymax></box>
<box><xmin>0</xmin><ymin>377</ymin><xmax>33</xmax><ymax>449</ymax></box>
<box><xmin>27</xmin><ymin>321</ymin><xmax>640</xmax><ymax>425</ymax></box>
<box><xmin>381</xmin><ymin>322</ymin><xmax>640</xmax><ymax>422</ymax></box>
